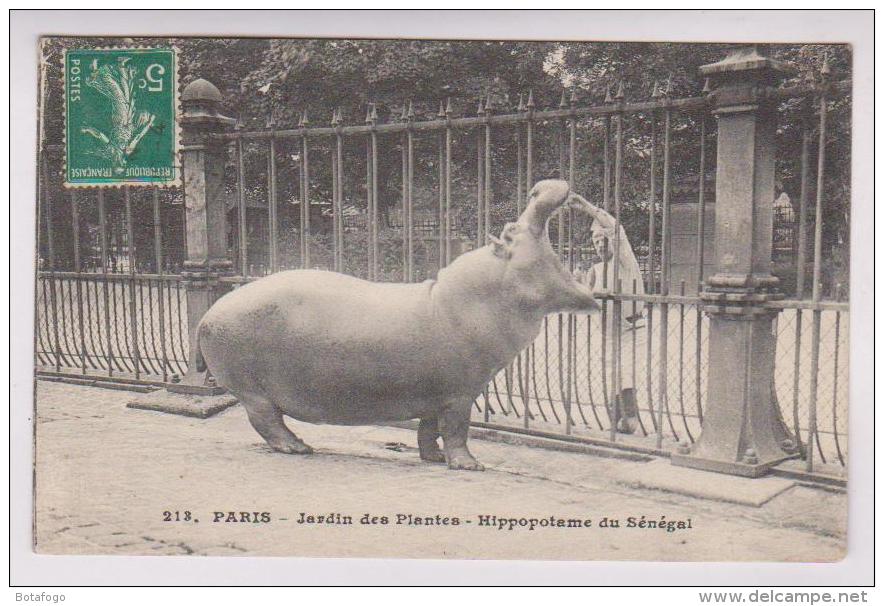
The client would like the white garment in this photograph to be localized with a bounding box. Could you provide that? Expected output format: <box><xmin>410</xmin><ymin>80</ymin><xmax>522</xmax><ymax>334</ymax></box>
<box><xmin>589</xmin><ymin>224</ymin><xmax>646</xmax><ymax>390</ymax></box>
<box><xmin>589</xmin><ymin>223</ymin><xmax>646</xmax><ymax>324</ymax></box>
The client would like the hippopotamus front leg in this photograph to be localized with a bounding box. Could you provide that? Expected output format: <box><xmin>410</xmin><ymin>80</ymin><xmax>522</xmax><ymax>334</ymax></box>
<box><xmin>417</xmin><ymin>416</ymin><xmax>446</xmax><ymax>463</ymax></box>
<box><xmin>438</xmin><ymin>397</ymin><xmax>484</xmax><ymax>471</ymax></box>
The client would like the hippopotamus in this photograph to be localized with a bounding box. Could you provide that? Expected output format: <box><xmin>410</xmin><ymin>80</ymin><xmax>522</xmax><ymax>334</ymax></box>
<box><xmin>197</xmin><ymin>179</ymin><xmax>599</xmax><ymax>470</ymax></box>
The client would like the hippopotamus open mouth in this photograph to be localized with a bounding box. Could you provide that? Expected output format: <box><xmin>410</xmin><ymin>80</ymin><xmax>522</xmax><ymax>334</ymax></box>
<box><xmin>489</xmin><ymin>178</ymin><xmax>598</xmax><ymax>314</ymax></box>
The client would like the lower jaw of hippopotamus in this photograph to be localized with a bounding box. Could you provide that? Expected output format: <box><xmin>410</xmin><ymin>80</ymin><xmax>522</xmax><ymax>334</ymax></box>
<box><xmin>545</xmin><ymin>258</ymin><xmax>599</xmax><ymax>314</ymax></box>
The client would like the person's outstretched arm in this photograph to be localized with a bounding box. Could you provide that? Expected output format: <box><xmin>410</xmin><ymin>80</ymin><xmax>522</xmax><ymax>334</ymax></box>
<box><xmin>569</xmin><ymin>193</ymin><xmax>645</xmax><ymax>299</ymax></box>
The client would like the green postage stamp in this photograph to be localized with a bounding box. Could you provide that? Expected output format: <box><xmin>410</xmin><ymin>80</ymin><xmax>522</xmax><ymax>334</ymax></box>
<box><xmin>64</xmin><ymin>47</ymin><xmax>179</xmax><ymax>187</ymax></box>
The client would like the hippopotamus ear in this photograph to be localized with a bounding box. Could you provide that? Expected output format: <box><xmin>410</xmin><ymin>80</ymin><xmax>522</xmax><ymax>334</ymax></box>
<box><xmin>487</xmin><ymin>234</ymin><xmax>511</xmax><ymax>260</ymax></box>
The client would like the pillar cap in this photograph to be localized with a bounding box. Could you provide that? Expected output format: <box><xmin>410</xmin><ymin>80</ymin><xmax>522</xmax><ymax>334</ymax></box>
<box><xmin>700</xmin><ymin>45</ymin><xmax>793</xmax><ymax>78</ymax></box>
<box><xmin>182</xmin><ymin>78</ymin><xmax>223</xmax><ymax>103</ymax></box>
<box><xmin>181</xmin><ymin>78</ymin><xmax>235</xmax><ymax>129</ymax></box>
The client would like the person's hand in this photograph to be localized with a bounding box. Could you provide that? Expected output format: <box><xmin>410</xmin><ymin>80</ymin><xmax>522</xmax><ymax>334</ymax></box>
<box><xmin>567</xmin><ymin>193</ymin><xmax>601</xmax><ymax>218</ymax></box>
<box><xmin>569</xmin><ymin>192</ymin><xmax>616</xmax><ymax>230</ymax></box>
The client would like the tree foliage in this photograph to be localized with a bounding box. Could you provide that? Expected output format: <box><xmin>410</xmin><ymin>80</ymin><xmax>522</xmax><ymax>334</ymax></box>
<box><xmin>39</xmin><ymin>37</ymin><xmax>852</xmax><ymax>292</ymax></box>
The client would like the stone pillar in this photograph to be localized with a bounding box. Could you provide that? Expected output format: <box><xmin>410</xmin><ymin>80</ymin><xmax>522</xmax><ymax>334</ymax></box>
<box><xmin>166</xmin><ymin>78</ymin><xmax>236</xmax><ymax>396</ymax></box>
<box><xmin>129</xmin><ymin>78</ymin><xmax>237</xmax><ymax>417</ymax></box>
<box><xmin>671</xmin><ymin>46</ymin><xmax>797</xmax><ymax>477</ymax></box>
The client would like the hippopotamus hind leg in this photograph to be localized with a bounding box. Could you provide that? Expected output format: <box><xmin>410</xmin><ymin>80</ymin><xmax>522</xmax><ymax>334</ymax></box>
<box><xmin>240</xmin><ymin>392</ymin><xmax>313</xmax><ymax>455</ymax></box>
<box><xmin>417</xmin><ymin>416</ymin><xmax>445</xmax><ymax>463</ymax></box>
<box><xmin>438</xmin><ymin>397</ymin><xmax>484</xmax><ymax>471</ymax></box>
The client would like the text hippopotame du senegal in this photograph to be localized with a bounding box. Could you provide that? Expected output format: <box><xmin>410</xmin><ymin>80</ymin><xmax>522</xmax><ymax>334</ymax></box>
<box><xmin>296</xmin><ymin>512</ymin><xmax>693</xmax><ymax>532</ymax></box>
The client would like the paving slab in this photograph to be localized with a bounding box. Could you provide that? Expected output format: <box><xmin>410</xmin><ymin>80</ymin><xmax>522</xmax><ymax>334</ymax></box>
<box><xmin>613</xmin><ymin>459</ymin><xmax>796</xmax><ymax>507</ymax></box>
<box><xmin>127</xmin><ymin>388</ymin><xmax>238</xmax><ymax>418</ymax></box>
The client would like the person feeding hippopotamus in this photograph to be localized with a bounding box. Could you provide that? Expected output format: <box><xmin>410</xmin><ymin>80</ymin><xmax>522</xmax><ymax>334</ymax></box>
<box><xmin>567</xmin><ymin>193</ymin><xmax>646</xmax><ymax>435</ymax></box>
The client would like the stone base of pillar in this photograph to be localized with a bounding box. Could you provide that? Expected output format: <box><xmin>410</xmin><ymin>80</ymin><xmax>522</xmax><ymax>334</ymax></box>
<box><xmin>671</xmin><ymin>287</ymin><xmax>799</xmax><ymax>478</ymax></box>
<box><xmin>127</xmin><ymin>386</ymin><xmax>237</xmax><ymax>419</ymax></box>
<box><xmin>166</xmin><ymin>370</ymin><xmax>226</xmax><ymax>396</ymax></box>
<box><xmin>671</xmin><ymin>451</ymin><xmax>799</xmax><ymax>479</ymax></box>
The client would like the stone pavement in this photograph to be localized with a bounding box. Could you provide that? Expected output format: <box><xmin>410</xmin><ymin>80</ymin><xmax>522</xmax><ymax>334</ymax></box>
<box><xmin>34</xmin><ymin>381</ymin><xmax>846</xmax><ymax>561</ymax></box>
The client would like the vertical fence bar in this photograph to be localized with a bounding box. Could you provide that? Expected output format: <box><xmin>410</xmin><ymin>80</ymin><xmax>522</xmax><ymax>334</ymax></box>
<box><xmin>646</xmin><ymin>298</ymin><xmax>657</xmax><ymax>433</ymax></box>
<box><xmin>583</xmin><ymin>314</ymin><xmax>598</xmax><ymax>427</ymax></box>
<box><xmin>371</xmin><ymin>115</ymin><xmax>379</xmax><ymax>280</ymax></box>
<box><xmin>601</xmin><ymin>112</ymin><xmax>611</xmax><ymax>291</ymax></box>
<box><xmin>444</xmin><ymin>100</ymin><xmax>453</xmax><ymax>266</ymax></box>
<box><xmin>525</xmin><ymin>93</ymin><xmax>539</xmax><ymax>427</ymax></box>
<box><xmin>603</xmin><ymin>112</ymin><xmax>612</xmax><ymax>212</ymax></box>
<box><xmin>407</xmin><ymin>106</ymin><xmax>415</xmax><ymax>281</ymax></box>
<box><xmin>401</xmin><ymin>125</ymin><xmax>408</xmax><ymax>277</ymax></box>
<box><xmin>484</xmin><ymin>97</ymin><xmax>492</xmax><ymax>246</ymax></box>
<box><xmin>656</xmin><ymin>102</ymin><xmax>673</xmax><ymax>448</ymax></box>
<box><xmin>696</xmin><ymin>116</ymin><xmax>708</xmax><ymax>289</ymax></box>
<box><xmin>299</xmin><ymin>129</ymin><xmax>308</xmax><ymax>271</ymax></box>
<box><xmin>335</xmin><ymin>112</ymin><xmax>345</xmax><ymax>273</ymax></box>
<box><xmin>267</xmin><ymin>122</ymin><xmax>279</xmax><ymax>273</ymax></box>
<box><xmin>572</xmin><ymin>310</ymin><xmax>590</xmax><ymax>427</ymax></box>
<box><xmin>831</xmin><ymin>305</ymin><xmax>845</xmax><ymax>465</ymax></box>
<box><xmin>631</xmin><ymin>278</ymin><xmax>647</xmax><ymax>435</ymax></box>
<box><xmin>557</xmin><ymin>110</ymin><xmax>567</xmax><ymax>261</ymax></box>
<box><xmin>806</xmin><ymin>77</ymin><xmax>828</xmax><ymax>472</ymax></box>
<box><xmin>792</xmin><ymin>108</ymin><xmax>813</xmax><ymax>449</ymax></box>
<box><xmin>646</xmin><ymin>95</ymin><xmax>659</xmax><ymax>432</ymax></box>
<box><xmin>331</xmin><ymin>117</ymin><xmax>341</xmax><ymax>273</ymax></box>
<box><xmin>83</xmin><ymin>270</ymin><xmax>103</xmax><ymax>369</ymax></box>
<box><xmin>600</xmin><ymin>110</ymin><xmax>611</xmax><ymax>426</ymax></box>
<box><xmin>365</xmin><ymin>108</ymin><xmax>375</xmax><ymax>280</ymax></box>
<box><xmin>796</xmin><ymin>103</ymin><xmax>812</xmax><ymax>299</ymax></box>
<box><xmin>567</xmin><ymin>95</ymin><xmax>578</xmax><ymax>432</ymax></box>
<box><xmin>136</xmin><ymin>244</ymin><xmax>159</xmax><ymax>376</ymax></box>
<box><xmin>70</xmin><ymin>189</ymin><xmax>88</xmax><ymax>374</ymax></box>
<box><xmin>124</xmin><ymin>187</ymin><xmax>141</xmax><ymax>379</ymax></box>
<box><xmin>516</xmin><ymin>114</ymin><xmax>524</xmax><ymax>216</ymax></box>
<box><xmin>236</xmin><ymin>134</ymin><xmax>247</xmax><ymax>276</ymax></box>
<box><xmin>695</xmin><ymin>113</ymin><xmax>707</xmax><ymax>424</ymax></box>
<box><xmin>437</xmin><ymin>103</ymin><xmax>446</xmax><ymax>269</ymax></box>
<box><xmin>530</xmin><ymin>345</ymin><xmax>548</xmax><ymax>424</ymax></box>
<box><xmin>97</xmin><ymin>190</ymin><xmax>114</xmax><ymax>375</ymax></box>
<box><xmin>609</xmin><ymin>91</ymin><xmax>624</xmax><ymax>443</ymax></box>
<box><xmin>568</xmin><ymin>94</ymin><xmax>577</xmax><ymax>271</ymax></box>
<box><xmin>555</xmin><ymin>103</ymin><xmax>570</xmax><ymax>434</ymax></box>
<box><xmin>521</xmin><ymin>349</ymin><xmax>531</xmax><ymax>428</ymax></box>
<box><xmin>525</xmin><ymin>91</ymin><xmax>535</xmax><ymax>191</ymax></box>
<box><xmin>677</xmin><ymin>281</ymin><xmax>693</xmax><ymax>441</ymax></box>
<box><xmin>302</xmin><ymin>117</ymin><xmax>311</xmax><ymax>269</ymax></box>
<box><xmin>647</xmin><ymin>88</ymin><xmax>659</xmax><ymax>295</ymax></box>
<box><xmin>41</xmin><ymin>159</ymin><xmax>62</xmax><ymax>372</ymax></box>
<box><xmin>152</xmin><ymin>187</ymin><xmax>169</xmax><ymax>382</ymax></box>
<box><xmin>38</xmin><ymin>280</ymin><xmax>54</xmax><ymax>367</ymax></box>
<box><xmin>172</xmin><ymin>284</ymin><xmax>187</xmax><ymax>375</ymax></box>
<box><xmin>477</xmin><ymin>99</ymin><xmax>485</xmax><ymax>248</ymax></box>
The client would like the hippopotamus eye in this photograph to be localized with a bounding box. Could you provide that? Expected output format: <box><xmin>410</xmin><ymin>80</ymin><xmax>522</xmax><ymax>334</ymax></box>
<box><xmin>502</xmin><ymin>222</ymin><xmax>519</xmax><ymax>241</ymax></box>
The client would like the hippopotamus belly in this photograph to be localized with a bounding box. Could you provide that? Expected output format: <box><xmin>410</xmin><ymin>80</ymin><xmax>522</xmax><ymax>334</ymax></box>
<box><xmin>198</xmin><ymin>270</ymin><xmax>489</xmax><ymax>425</ymax></box>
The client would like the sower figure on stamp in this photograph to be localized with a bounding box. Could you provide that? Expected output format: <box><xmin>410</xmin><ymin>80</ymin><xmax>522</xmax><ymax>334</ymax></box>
<box><xmin>569</xmin><ymin>193</ymin><xmax>645</xmax><ymax>434</ymax></box>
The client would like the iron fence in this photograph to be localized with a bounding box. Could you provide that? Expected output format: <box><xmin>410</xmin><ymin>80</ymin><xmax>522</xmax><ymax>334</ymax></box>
<box><xmin>35</xmin><ymin>59</ymin><xmax>850</xmax><ymax>477</ymax></box>
<box><xmin>35</xmin><ymin>164</ymin><xmax>190</xmax><ymax>383</ymax></box>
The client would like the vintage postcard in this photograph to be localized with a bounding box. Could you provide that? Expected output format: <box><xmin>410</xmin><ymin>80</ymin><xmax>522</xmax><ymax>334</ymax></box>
<box><xmin>30</xmin><ymin>26</ymin><xmax>856</xmax><ymax>566</ymax></box>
